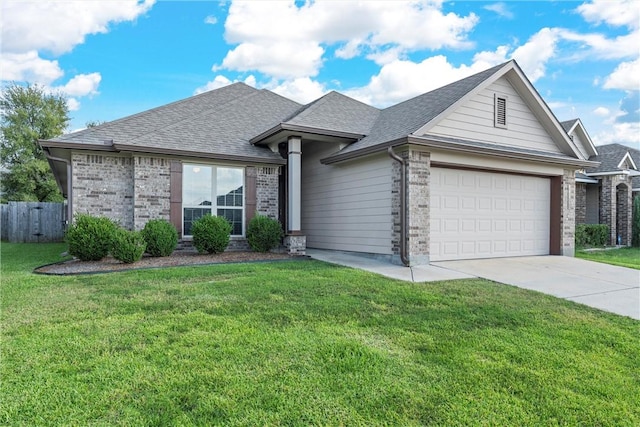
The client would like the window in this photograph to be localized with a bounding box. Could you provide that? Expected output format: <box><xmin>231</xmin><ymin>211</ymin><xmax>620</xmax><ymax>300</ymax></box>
<box><xmin>182</xmin><ymin>164</ymin><xmax>244</xmax><ymax>236</ymax></box>
<box><xmin>494</xmin><ymin>94</ymin><xmax>507</xmax><ymax>128</ymax></box>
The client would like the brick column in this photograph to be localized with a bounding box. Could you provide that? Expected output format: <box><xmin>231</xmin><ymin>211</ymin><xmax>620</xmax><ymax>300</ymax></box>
<box><xmin>575</xmin><ymin>183</ymin><xmax>586</xmax><ymax>224</ymax></box>
<box><xmin>560</xmin><ymin>169</ymin><xmax>576</xmax><ymax>256</ymax></box>
<box><xmin>391</xmin><ymin>146</ymin><xmax>430</xmax><ymax>265</ymax></box>
<box><xmin>599</xmin><ymin>176</ymin><xmax>615</xmax><ymax>245</ymax></box>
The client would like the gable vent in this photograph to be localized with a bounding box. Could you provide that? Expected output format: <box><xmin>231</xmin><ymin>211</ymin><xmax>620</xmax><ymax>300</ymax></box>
<box><xmin>494</xmin><ymin>94</ymin><xmax>507</xmax><ymax>128</ymax></box>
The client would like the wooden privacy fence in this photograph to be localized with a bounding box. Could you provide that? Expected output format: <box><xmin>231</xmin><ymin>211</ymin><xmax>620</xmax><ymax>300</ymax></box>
<box><xmin>1</xmin><ymin>202</ymin><xmax>67</xmax><ymax>243</ymax></box>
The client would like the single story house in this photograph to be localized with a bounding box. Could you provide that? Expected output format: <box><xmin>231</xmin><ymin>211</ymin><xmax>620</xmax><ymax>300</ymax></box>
<box><xmin>562</xmin><ymin>118</ymin><xmax>639</xmax><ymax>246</ymax></box>
<box><xmin>41</xmin><ymin>60</ymin><xmax>596</xmax><ymax>265</ymax></box>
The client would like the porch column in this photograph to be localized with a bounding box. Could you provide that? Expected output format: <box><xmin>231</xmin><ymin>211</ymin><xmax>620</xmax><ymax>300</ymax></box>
<box><xmin>287</xmin><ymin>136</ymin><xmax>301</xmax><ymax>233</ymax></box>
<box><xmin>284</xmin><ymin>135</ymin><xmax>306</xmax><ymax>254</ymax></box>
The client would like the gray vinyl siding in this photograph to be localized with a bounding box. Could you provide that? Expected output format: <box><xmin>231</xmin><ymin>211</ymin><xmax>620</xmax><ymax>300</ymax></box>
<box><xmin>301</xmin><ymin>142</ymin><xmax>393</xmax><ymax>254</ymax></box>
<box><xmin>571</xmin><ymin>132</ymin><xmax>590</xmax><ymax>160</ymax></box>
<box><xmin>586</xmin><ymin>185</ymin><xmax>600</xmax><ymax>224</ymax></box>
<box><xmin>427</xmin><ymin>77</ymin><xmax>562</xmax><ymax>154</ymax></box>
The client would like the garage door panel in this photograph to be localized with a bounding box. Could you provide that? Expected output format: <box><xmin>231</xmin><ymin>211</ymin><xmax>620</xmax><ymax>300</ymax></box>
<box><xmin>430</xmin><ymin>168</ymin><xmax>550</xmax><ymax>261</ymax></box>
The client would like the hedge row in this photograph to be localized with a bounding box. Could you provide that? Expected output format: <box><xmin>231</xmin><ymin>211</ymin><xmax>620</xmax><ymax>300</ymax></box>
<box><xmin>66</xmin><ymin>213</ymin><xmax>284</xmax><ymax>263</ymax></box>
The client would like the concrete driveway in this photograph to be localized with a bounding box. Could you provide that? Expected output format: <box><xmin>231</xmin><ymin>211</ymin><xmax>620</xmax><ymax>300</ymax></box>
<box><xmin>432</xmin><ymin>256</ymin><xmax>640</xmax><ymax>320</ymax></box>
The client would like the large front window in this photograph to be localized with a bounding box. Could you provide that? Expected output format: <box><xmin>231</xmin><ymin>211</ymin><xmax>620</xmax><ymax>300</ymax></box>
<box><xmin>182</xmin><ymin>164</ymin><xmax>244</xmax><ymax>236</ymax></box>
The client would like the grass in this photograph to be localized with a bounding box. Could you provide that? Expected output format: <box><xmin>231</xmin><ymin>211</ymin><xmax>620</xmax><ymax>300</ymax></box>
<box><xmin>1</xmin><ymin>243</ymin><xmax>639</xmax><ymax>426</ymax></box>
<box><xmin>576</xmin><ymin>246</ymin><xmax>640</xmax><ymax>270</ymax></box>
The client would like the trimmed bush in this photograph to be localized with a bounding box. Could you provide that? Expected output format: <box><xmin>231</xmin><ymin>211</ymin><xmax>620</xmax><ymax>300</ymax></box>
<box><xmin>111</xmin><ymin>228</ymin><xmax>146</xmax><ymax>264</ymax></box>
<box><xmin>142</xmin><ymin>219</ymin><xmax>178</xmax><ymax>257</ymax></box>
<box><xmin>633</xmin><ymin>196</ymin><xmax>640</xmax><ymax>247</ymax></box>
<box><xmin>66</xmin><ymin>214</ymin><xmax>117</xmax><ymax>261</ymax></box>
<box><xmin>191</xmin><ymin>215</ymin><xmax>231</xmax><ymax>254</ymax></box>
<box><xmin>575</xmin><ymin>223</ymin><xmax>609</xmax><ymax>248</ymax></box>
<box><xmin>247</xmin><ymin>214</ymin><xmax>283</xmax><ymax>252</ymax></box>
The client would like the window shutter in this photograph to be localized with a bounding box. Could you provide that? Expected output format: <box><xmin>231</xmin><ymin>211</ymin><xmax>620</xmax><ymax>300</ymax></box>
<box><xmin>245</xmin><ymin>167</ymin><xmax>257</xmax><ymax>226</ymax></box>
<box><xmin>170</xmin><ymin>160</ymin><xmax>183</xmax><ymax>238</ymax></box>
<box><xmin>494</xmin><ymin>94</ymin><xmax>507</xmax><ymax>128</ymax></box>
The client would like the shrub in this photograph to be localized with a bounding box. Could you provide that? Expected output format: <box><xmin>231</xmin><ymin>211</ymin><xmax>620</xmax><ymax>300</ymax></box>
<box><xmin>247</xmin><ymin>214</ymin><xmax>283</xmax><ymax>252</ymax></box>
<box><xmin>66</xmin><ymin>214</ymin><xmax>117</xmax><ymax>261</ymax></box>
<box><xmin>575</xmin><ymin>224</ymin><xmax>609</xmax><ymax>248</ymax></box>
<box><xmin>142</xmin><ymin>219</ymin><xmax>178</xmax><ymax>257</ymax></box>
<box><xmin>191</xmin><ymin>215</ymin><xmax>231</xmax><ymax>254</ymax></box>
<box><xmin>633</xmin><ymin>196</ymin><xmax>640</xmax><ymax>247</ymax></box>
<box><xmin>111</xmin><ymin>228</ymin><xmax>146</xmax><ymax>264</ymax></box>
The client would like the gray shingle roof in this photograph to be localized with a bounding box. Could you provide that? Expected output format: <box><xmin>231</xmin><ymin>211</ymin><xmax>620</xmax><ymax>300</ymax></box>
<box><xmin>560</xmin><ymin>119</ymin><xmax>578</xmax><ymax>133</ymax></box>
<box><xmin>45</xmin><ymin>83</ymin><xmax>302</xmax><ymax>162</ymax></box>
<box><xmin>124</xmin><ymin>89</ymin><xmax>301</xmax><ymax>160</ymax></box>
<box><xmin>587</xmin><ymin>143</ymin><xmax>640</xmax><ymax>174</ymax></box>
<box><xmin>283</xmin><ymin>91</ymin><xmax>379</xmax><ymax>135</ymax></box>
<box><xmin>335</xmin><ymin>62</ymin><xmax>508</xmax><ymax>156</ymax></box>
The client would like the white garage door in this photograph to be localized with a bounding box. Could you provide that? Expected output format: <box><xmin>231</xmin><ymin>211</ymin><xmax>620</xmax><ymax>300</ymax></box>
<box><xmin>430</xmin><ymin>168</ymin><xmax>550</xmax><ymax>261</ymax></box>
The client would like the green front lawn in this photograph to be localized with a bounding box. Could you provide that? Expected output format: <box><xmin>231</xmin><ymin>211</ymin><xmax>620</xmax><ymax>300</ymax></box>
<box><xmin>1</xmin><ymin>243</ymin><xmax>638</xmax><ymax>426</ymax></box>
<box><xmin>576</xmin><ymin>247</ymin><xmax>640</xmax><ymax>270</ymax></box>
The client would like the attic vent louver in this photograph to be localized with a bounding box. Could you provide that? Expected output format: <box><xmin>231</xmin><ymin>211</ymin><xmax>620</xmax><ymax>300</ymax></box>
<box><xmin>494</xmin><ymin>94</ymin><xmax>507</xmax><ymax>128</ymax></box>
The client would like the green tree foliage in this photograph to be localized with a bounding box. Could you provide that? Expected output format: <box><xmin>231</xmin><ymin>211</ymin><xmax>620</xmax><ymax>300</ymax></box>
<box><xmin>1</xmin><ymin>83</ymin><xmax>70</xmax><ymax>202</ymax></box>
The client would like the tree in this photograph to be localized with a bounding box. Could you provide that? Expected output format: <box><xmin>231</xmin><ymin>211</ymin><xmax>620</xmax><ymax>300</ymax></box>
<box><xmin>1</xmin><ymin>84</ymin><xmax>69</xmax><ymax>202</ymax></box>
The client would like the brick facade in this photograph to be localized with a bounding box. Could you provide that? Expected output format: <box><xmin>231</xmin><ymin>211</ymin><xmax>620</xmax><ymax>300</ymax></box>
<box><xmin>133</xmin><ymin>156</ymin><xmax>171</xmax><ymax>230</ymax></box>
<box><xmin>72</xmin><ymin>153</ymin><xmax>135</xmax><ymax>229</ymax></box>
<box><xmin>561</xmin><ymin>169</ymin><xmax>576</xmax><ymax>256</ymax></box>
<box><xmin>72</xmin><ymin>152</ymin><xmax>283</xmax><ymax>251</ymax></box>
<box><xmin>256</xmin><ymin>166</ymin><xmax>280</xmax><ymax>219</ymax></box>
<box><xmin>599</xmin><ymin>175</ymin><xmax>633</xmax><ymax>245</ymax></box>
<box><xmin>391</xmin><ymin>147</ymin><xmax>430</xmax><ymax>266</ymax></box>
<box><xmin>575</xmin><ymin>182</ymin><xmax>586</xmax><ymax>224</ymax></box>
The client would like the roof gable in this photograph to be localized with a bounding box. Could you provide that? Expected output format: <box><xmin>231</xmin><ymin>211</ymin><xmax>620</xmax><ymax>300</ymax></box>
<box><xmin>560</xmin><ymin>118</ymin><xmax>598</xmax><ymax>159</ymax></box>
<box><xmin>586</xmin><ymin>143</ymin><xmax>640</xmax><ymax>174</ymax></box>
<box><xmin>283</xmin><ymin>91</ymin><xmax>380</xmax><ymax>136</ymax></box>
<box><xmin>333</xmin><ymin>62</ymin><xmax>507</xmax><ymax>157</ymax></box>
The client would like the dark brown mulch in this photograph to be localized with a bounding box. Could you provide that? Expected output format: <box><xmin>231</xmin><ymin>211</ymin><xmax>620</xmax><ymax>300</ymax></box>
<box><xmin>34</xmin><ymin>251</ymin><xmax>302</xmax><ymax>275</ymax></box>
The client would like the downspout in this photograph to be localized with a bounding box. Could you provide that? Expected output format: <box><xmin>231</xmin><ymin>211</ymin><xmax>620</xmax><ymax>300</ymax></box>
<box><xmin>44</xmin><ymin>149</ymin><xmax>72</xmax><ymax>227</ymax></box>
<box><xmin>387</xmin><ymin>146</ymin><xmax>409</xmax><ymax>266</ymax></box>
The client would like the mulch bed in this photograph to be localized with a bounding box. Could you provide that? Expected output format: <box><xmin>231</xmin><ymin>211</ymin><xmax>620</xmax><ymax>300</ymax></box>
<box><xmin>34</xmin><ymin>251</ymin><xmax>303</xmax><ymax>275</ymax></box>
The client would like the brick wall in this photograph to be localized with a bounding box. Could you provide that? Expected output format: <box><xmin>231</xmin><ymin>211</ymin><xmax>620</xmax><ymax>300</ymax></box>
<box><xmin>72</xmin><ymin>153</ymin><xmax>134</xmax><ymax>229</ymax></box>
<box><xmin>561</xmin><ymin>169</ymin><xmax>576</xmax><ymax>256</ymax></box>
<box><xmin>391</xmin><ymin>147</ymin><xmax>430</xmax><ymax>266</ymax></box>
<box><xmin>134</xmin><ymin>156</ymin><xmax>171</xmax><ymax>230</ymax></box>
<box><xmin>575</xmin><ymin>182</ymin><xmax>586</xmax><ymax>224</ymax></box>
<box><xmin>256</xmin><ymin>166</ymin><xmax>279</xmax><ymax>219</ymax></box>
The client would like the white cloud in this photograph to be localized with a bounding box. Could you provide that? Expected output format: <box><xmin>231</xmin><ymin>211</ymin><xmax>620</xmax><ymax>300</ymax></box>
<box><xmin>345</xmin><ymin>55</ymin><xmax>489</xmax><ymax>107</ymax></box>
<box><xmin>56</xmin><ymin>73</ymin><xmax>102</xmax><ymax>97</ymax></box>
<box><xmin>0</xmin><ymin>51</ymin><xmax>63</xmax><ymax>84</ymax></box>
<box><xmin>558</xmin><ymin>29</ymin><xmax>639</xmax><ymax>61</ymax></box>
<box><xmin>603</xmin><ymin>59</ymin><xmax>640</xmax><ymax>90</ymax></box>
<box><xmin>593</xmin><ymin>106</ymin><xmax>610</xmax><ymax>116</ymax></box>
<box><xmin>510</xmin><ymin>28</ymin><xmax>559</xmax><ymax>82</ymax></box>
<box><xmin>483</xmin><ymin>3</ymin><xmax>514</xmax><ymax>19</ymax></box>
<box><xmin>204</xmin><ymin>15</ymin><xmax>217</xmax><ymax>25</ymax></box>
<box><xmin>268</xmin><ymin>78</ymin><xmax>327</xmax><ymax>104</ymax></box>
<box><xmin>218</xmin><ymin>41</ymin><xmax>324</xmax><ymax>79</ymax></box>
<box><xmin>217</xmin><ymin>0</ymin><xmax>478</xmax><ymax>79</ymax></box>
<box><xmin>194</xmin><ymin>74</ymin><xmax>258</xmax><ymax>95</ymax></box>
<box><xmin>1</xmin><ymin>0</ymin><xmax>155</xmax><ymax>55</ymax></box>
<box><xmin>576</xmin><ymin>0</ymin><xmax>640</xmax><ymax>29</ymax></box>
<box><xmin>66</xmin><ymin>98</ymin><xmax>81</xmax><ymax>112</ymax></box>
<box><xmin>593</xmin><ymin>122</ymin><xmax>640</xmax><ymax>149</ymax></box>
<box><xmin>194</xmin><ymin>75</ymin><xmax>233</xmax><ymax>94</ymax></box>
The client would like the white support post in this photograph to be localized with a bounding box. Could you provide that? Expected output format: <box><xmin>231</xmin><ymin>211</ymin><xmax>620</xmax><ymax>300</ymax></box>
<box><xmin>287</xmin><ymin>136</ymin><xmax>302</xmax><ymax>233</ymax></box>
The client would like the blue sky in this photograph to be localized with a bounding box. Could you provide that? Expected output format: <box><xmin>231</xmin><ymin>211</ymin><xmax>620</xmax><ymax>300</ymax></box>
<box><xmin>2</xmin><ymin>0</ymin><xmax>638</xmax><ymax>149</ymax></box>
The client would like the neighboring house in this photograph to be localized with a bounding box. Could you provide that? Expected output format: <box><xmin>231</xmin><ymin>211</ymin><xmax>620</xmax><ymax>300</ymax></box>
<box><xmin>40</xmin><ymin>60</ymin><xmax>595</xmax><ymax>265</ymax></box>
<box><xmin>562</xmin><ymin>119</ymin><xmax>639</xmax><ymax>246</ymax></box>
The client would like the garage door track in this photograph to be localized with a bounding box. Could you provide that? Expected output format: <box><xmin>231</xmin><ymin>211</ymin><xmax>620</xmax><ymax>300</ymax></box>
<box><xmin>432</xmin><ymin>256</ymin><xmax>639</xmax><ymax>320</ymax></box>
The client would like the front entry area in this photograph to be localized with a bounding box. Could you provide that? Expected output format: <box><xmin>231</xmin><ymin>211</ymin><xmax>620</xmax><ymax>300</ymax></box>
<box><xmin>430</xmin><ymin>168</ymin><xmax>551</xmax><ymax>261</ymax></box>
